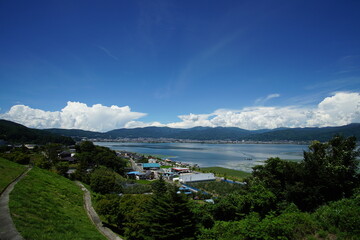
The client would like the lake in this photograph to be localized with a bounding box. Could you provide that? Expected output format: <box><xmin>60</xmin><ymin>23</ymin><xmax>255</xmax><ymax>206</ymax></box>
<box><xmin>94</xmin><ymin>142</ymin><xmax>308</xmax><ymax>172</ymax></box>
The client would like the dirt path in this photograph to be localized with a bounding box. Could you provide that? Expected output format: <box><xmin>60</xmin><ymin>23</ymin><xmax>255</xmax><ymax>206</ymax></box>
<box><xmin>0</xmin><ymin>167</ymin><xmax>32</xmax><ymax>240</ymax></box>
<box><xmin>75</xmin><ymin>181</ymin><xmax>123</xmax><ymax>240</ymax></box>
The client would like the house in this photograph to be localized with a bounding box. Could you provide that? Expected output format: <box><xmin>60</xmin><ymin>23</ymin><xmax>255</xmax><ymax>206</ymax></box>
<box><xmin>60</xmin><ymin>156</ymin><xmax>76</xmax><ymax>163</ymax></box>
<box><xmin>59</xmin><ymin>151</ymin><xmax>76</xmax><ymax>163</ymax></box>
<box><xmin>178</xmin><ymin>173</ymin><xmax>216</xmax><ymax>183</ymax></box>
<box><xmin>24</xmin><ymin>144</ymin><xmax>36</xmax><ymax>149</ymax></box>
<box><xmin>127</xmin><ymin>171</ymin><xmax>147</xmax><ymax>180</ymax></box>
<box><xmin>142</xmin><ymin>163</ymin><xmax>161</xmax><ymax>170</ymax></box>
<box><xmin>148</xmin><ymin>158</ymin><xmax>157</xmax><ymax>163</ymax></box>
<box><xmin>172</xmin><ymin>167</ymin><xmax>191</xmax><ymax>174</ymax></box>
<box><xmin>177</xmin><ymin>186</ymin><xmax>192</xmax><ymax>195</ymax></box>
<box><xmin>59</xmin><ymin>151</ymin><xmax>71</xmax><ymax>158</ymax></box>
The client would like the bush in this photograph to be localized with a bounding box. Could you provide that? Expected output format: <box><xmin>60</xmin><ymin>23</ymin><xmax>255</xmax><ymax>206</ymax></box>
<box><xmin>121</xmin><ymin>183</ymin><xmax>152</xmax><ymax>194</ymax></box>
<box><xmin>261</xmin><ymin>211</ymin><xmax>317</xmax><ymax>239</ymax></box>
<box><xmin>198</xmin><ymin>209</ymin><xmax>317</xmax><ymax>240</ymax></box>
<box><xmin>314</xmin><ymin>195</ymin><xmax>360</xmax><ymax>237</ymax></box>
<box><xmin>187</xmin><ymin>180</ymin><xmax>244</xmax><ymax>196</ymax></box>
<box><xmin>90</xmin><ymin>168</ymin><xmax>122</xmax><ymax>194</ymax></box>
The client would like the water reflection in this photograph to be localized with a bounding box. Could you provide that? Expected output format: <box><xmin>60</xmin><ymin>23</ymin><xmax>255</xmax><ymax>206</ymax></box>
<box><xmin>95</xmin><ymin>142</ymin><xmax>307</xmax><ymax>172</ymax></box>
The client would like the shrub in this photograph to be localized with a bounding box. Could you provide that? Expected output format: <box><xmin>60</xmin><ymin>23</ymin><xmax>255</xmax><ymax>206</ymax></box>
<box><xmin>314</xmin><ymin>195</ymin><xmax>360</xmax><ymax>237</ymax></box>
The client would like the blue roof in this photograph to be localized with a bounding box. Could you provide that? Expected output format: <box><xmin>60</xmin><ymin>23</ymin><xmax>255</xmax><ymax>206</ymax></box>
<box><xmin>127</xmin><ymin>171</ymin><xmax>140</xmax><ymax>175</ymax></box>
<box><xmin>142</xmin><ymin>163</ymin><xmax>160</xmax><ymax>168</ymax></box>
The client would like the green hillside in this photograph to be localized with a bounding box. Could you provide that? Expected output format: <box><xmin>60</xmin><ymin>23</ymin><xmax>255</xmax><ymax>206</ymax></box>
<box><xmin>9</xmin><ymin>166</ymin><xmax>106</xmax><ymax>240</ymax></box>
<box><xmin>0</xmin><ymin>119</ymin><xmax>75</xmax><ymax>145</ymax></box>
<box><xmin>0</xmin><ymin>157</ymin><xmax>26</xmax><ymax>192</ymax></box>
<box><xmin>247</xmin><ymin>123</ymin><xmax>360</xmax><ymax>142</ymax></box>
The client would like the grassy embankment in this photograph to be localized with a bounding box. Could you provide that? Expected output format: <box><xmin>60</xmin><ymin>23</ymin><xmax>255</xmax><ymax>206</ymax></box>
<box><xmin>9</xmin><ymin>166</ymin><xmax>107</xmax><ymax>240</ymax></box>
<box><xmin>0</xmin><ymin>157</ymin><xmax>27</xmax><ymax>192</ymax></box>
<box><xmin>199</xmin><ymin>166</ymin><xmax>251</xmax><ymax>181</ymax></box>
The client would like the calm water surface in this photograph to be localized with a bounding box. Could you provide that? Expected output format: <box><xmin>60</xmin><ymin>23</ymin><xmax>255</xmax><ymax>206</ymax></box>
<box><xmin>95</xmin><ymin>142</ymin><xmax>307</xmax><ymax>172</ymax></box>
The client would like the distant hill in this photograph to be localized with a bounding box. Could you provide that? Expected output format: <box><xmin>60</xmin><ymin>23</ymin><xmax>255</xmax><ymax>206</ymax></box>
<box><xmin>245</xmin><ymin>123</ymin><xmax>360</xmax><ymax>142</ymax></box>
<box><xmin>0</xmin><ymin>119</ymin><xmax>75</xmax><ymax>145</ymax></box>
<box><xmin>45</xmin><ymin>128</ymin><xmax>105</xmax><ymax>140</ymax></box>
<box><xmin>106</xmin><ymin>126</ymin><xmax>253</xmax><ymax>140</ymax></box>
<box><xmin>44</xmin><ymin>123</ymin><xmax>360</xmax><ymax>142</ymax></box>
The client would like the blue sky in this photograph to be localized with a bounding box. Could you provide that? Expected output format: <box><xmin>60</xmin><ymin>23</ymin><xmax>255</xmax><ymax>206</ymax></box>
<box><xmin>1</xmin><ymin>0</ymin><xmax>360</xmax><ymax>131</ymax></box>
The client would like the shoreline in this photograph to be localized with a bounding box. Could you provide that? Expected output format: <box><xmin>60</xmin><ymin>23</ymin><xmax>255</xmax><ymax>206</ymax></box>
<box><xmin>96</xmin><ymin>141</ymin><xmax>306</xmax><ymax>173</ymax></box>
<box><xmin>90</xmin><ymin>138</ymin><xmax>310</xmax><ymax>145</ymax></box>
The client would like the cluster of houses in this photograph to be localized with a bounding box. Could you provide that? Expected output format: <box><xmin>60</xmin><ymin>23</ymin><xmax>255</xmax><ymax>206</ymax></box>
<box><xmin>118</xmin><ymin>151</ymin><xmax>216</xmax><ymax>184</ymax></box>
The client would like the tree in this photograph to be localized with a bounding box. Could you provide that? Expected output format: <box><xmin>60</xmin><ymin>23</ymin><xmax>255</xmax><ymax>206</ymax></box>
<box><xmin>33</xmin><ymin>155</ymin><xmax>51</xmax><ymax>169</ymax></box>
<box><xmin>96</xmin><ymin>194</ymin><xmax>122</xmax><ymax>226</ymax></box>
<box><xmin>77</xmin><ymin>141</ymin><xmax>96</xmax><ymax>153</ymax></box>
<box><xmin>139</xmin><ymin>186</ymin><xmax>197</xmax><ymax>240</ymax></box>
<box><xmin>120</xmin><ymin>194</ymin><xmax>152</xmax><ymax>239</ymax></box>
<box><xmin>252</xmin><ymin>157</ymin><xmax>303</xmax><ymax>201</ymax></box>
<box><xmin>301</xmin><ymin>136</ymin><xmax>360</xmax><ymax>210</ymax></box>
<box><xmin>56</xmin><ymin>162</ymin><xmax>69</xmax><ymax>177</ymax></box>
<box><xmin>90</xmin><ymin>168</ymin><xmax>121</xmax><ymax>194</ymax></box>
<box><xmin>43</xmin><ymin>143</ymin><xmax>62</xmax><ymax>165</ymax></box>
<box><xmin>252</xmin><ymin>136</ymin><xmax>360</xmax><ymax>211</ymax></box>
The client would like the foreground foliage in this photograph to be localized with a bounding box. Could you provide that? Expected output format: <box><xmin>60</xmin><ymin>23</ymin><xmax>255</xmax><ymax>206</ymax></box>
<box><xmin>252</xmin><ymin>135</ymin><xmax>360</xmax><ymax>211</ymax></box>
<box><xmin>3</xmin><ymin>135</ymin><xmax>359</xmax><ymax>240</ymax></box>
<box><xmin>96</xmin><ymin>178</ymin><xmax>197</xmax><ymax>240</ymax></box>
<box><xmin>9</xmin><ymin>167</ymin><xmax>106</xmax><ymax>240</ymax></box>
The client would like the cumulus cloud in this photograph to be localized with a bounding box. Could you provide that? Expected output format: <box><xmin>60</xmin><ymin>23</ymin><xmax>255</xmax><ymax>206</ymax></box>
<box><xmin>1</xmin><ymin>92</ymin><xmax>359</xmax><ymax>131</ymax></box>
<box><xmin>164</xmin><ymin>92</ymin><xmax>360</xmax><ymax>130</ymax></box>
<box><xmin>0</xmin><ymin>101</ymin><xmax>146</xmax><ymax>132</ymax></box>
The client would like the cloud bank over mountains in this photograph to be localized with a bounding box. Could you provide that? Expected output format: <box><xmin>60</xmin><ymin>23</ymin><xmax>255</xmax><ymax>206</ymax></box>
<box><xmin>1</xmin><ymin>92</ymin><xmax>359</xmax><ymax>132</ymax></box>
<box><xmin>0</xmin><ymin>102</ymin><xmax>146</xmax><ymax>132</ymax></box>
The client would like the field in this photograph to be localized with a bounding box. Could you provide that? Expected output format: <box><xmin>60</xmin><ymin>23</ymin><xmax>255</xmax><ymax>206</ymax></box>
<box><xmin>9</xmin><ymin>167</ymin><xmax>106</xmax><ymax>240</ymax></box>
<box><xmin>0</xmin><ymin>157</ymin><xmax>26</xmax><ymax>193</ymax></box>
<box><xmin>199</xmin><ymin>166</ymin><xmax>251</xmax><ymax>181</ymax></box>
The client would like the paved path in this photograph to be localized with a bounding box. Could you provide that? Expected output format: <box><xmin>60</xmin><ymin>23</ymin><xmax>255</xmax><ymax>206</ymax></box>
<box><xmin>0</xmin><ymin>167</ymin><xmax>32</xmax><ymax>240</ymax></box>
<box><xmin>75</xmin><ymin>181</ymin><xmax>123</xmax><ymax>240</ymax></box>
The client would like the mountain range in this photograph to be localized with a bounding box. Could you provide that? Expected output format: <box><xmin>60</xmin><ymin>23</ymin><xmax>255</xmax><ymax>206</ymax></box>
<box><xmin>45</xmin><ymin>123</ymin><xmax>360</xmax><ymax>142</ymax></box>
<box><xmin>1</xmin><ymin>119</ymin><xmax>360</xmax><ymax>143</ymax></box>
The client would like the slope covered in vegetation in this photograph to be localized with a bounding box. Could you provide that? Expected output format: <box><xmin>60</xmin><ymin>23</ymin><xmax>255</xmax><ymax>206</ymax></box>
<box><xmin>0</xmin><ymin>119</ymin><xmax>75</xmax><ymax>145</ymax></box>
<box><xmin>0</xmin><ymin>157</ymin><xmax>26</xmax><ymax>192</ymax></box>
<box><xmin>9</xmin><ymin>167</ymin><xmax>106</xmax><ymax>240</ymax></box>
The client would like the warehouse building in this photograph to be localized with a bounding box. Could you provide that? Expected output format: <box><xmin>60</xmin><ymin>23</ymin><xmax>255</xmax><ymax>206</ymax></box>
<box><xmin>178</xmin><ymin>173</ymin><xmax>215</xmax><ymax>183</ymax></box>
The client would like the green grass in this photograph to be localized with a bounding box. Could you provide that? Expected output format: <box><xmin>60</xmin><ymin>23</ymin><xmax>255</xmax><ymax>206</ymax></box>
<box><xmin>141</xmin><ymin>153</ymin><xmax>175</xmax><ymax>158</ymax></box>
<box><xmin>9</xmin><ymin>167</ymin><xmax>107</xmax><ymax>240</ymax></box>
<box><xmin>160</xmin><ymin>165</ymin><xmax>173</xmax><ymax>169</ymax></box>
<box><xmin>135</xmin><ymin>179</ymin><xmax>153</xmax><ymax>185</ymax></box>
<box><xmin>199</xmin><ymin>166</ymin><xmax>251</xmax><ymax>181</ymax></box>
<box><xmin>0</xmin><ymin>157</ymin><xmax>26</xmax><ymax>193</ymax></box>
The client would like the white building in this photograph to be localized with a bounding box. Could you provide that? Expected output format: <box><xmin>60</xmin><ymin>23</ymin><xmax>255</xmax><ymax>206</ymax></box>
<box><xmin>178</xmin><ymin>173</ymin><xmax>215</xmax><ymax>183</ymax></box>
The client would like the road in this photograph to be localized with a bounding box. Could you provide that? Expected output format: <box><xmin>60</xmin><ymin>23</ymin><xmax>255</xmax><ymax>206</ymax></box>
<box><xmin>0</xmin><ymin>167</ymin><xmax>32</xmax><ymax>240</ymax></box>
<box><xmin>75</xmin><ymin>181</ymin><xmax>123</xmax><ymax>240</ymax></box>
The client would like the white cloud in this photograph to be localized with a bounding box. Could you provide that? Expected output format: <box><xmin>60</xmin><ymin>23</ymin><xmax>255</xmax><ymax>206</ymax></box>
<box><xmin>125</xmin><ymin>121</ymin><xmax>165</xmax><ymax>128</ymax></box>
<box><xmin>1</xmin><ymin>92</ymin><xmax>359</xmax><ymax>132</ymax></box>
<box><xmin>0</xmin><ymin>101</ymin><xmax>146</xmax><ymax>132</ymax></box>
<box><xmin>164</xmin><ymin>92</ymin><xmax>360</xmax><ymax>130</ymax></box>
<box><xmin>255</xmin><ymin>93</ymin><xmax>280</xmax><ymax>105</ymax></box>
<box><xmin>306</xmin><ymin>92</ymin><xmax>360</xmax><ymax>127</ymax></box>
